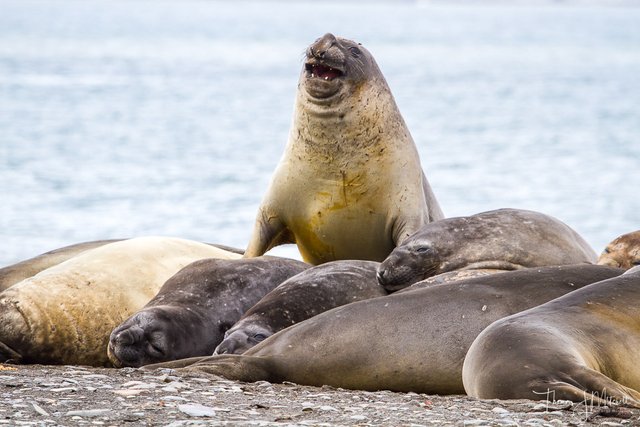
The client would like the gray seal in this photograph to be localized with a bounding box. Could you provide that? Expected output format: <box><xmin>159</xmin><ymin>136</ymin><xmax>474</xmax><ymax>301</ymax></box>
<box><xmin>463</xmin><ymin>266</ymin><xmax>640</xmax><ymax>407</ymax></box>
<box><xmin>243</xmin><ymin>33</ymin><xmax>443</xmax><ymax>265</ymax></box>
<box><xmin>107</xmin><ymin>257</ymin><xmax>309</xmax><ymax>367</ymax></box>
<box><xmin>377</xmin><ymin>208</ymin><xmax>597</xmax><ymax>291</ymax></box>
<box><xmin>597</xmin><ymin>230</ymin><xmax>640</xmax><ymax>270</ymax></box>
<box><xmin>214</xmin><ymin>260</ymin><xmax>387</xmax><ymax>355</ymax></box>
<box><xmin>144</xmin><ymin>264</ymin><xmax>622</xmax><ymax>394</ymax></box>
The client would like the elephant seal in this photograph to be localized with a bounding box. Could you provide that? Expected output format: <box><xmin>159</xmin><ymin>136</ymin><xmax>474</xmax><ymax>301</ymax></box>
<box><xmin>376</xmin><ymin>208</ymin><xmax>597</xmax><ymax>291</ymax></box>
<box><xmin>597</xmin><ymin>230</ymin><xmax>640</xmax><ymax>270</ymax></box>
<box><xmin>243</xmin><ymin>33</ymin><xmax>443</xmax><ymax>265</ymax></box>
<box><xmin>145</xmin><ymin>264</ymin><xmax>622</xmax><ymax>394</ymax></box>
<box><xmin>463</xmin><ymin>267</ymin><xmax>640</xmax><ymax>407</ymax></box>
<box><xmin>0</xmin><ymin>239</ymin><xmax>122</xmax><ymax>291</ymax></box>
<box><xmin>0</xmin><ymin>236</ymin><xmax>241</xmax><ymax>366</ymax></box>
<box><xmin>107</xmin><ymin>257</ymin><xmax>309</xmax><ymax>367</ymax></box>
<box><xmin>214</xmin><ymin>260</ymin><xmax>387</xmax><ymax>355</ymax></box>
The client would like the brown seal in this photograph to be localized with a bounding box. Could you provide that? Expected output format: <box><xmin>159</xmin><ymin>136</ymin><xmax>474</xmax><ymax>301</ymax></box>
<box><xmin>0</xmin><ymin>239</ymin><xmax>121</xmax><ymax>291</ymax></box>
<box><xmin>376</xmin><ymin>208</ymin><xmax>597</xmax><ymax>292</ymax></box>
<box><xmin>463</xmin><ymin>266</ymin><xmax>640</xmax><ymax>407</ymax></box>
<box><xmin>144</xmin><ymin>265</ymin><xmax>622</xmax><ymax>394</ymax></box>
<box><xmin>597</xmin><ymin>230</ymin><xmax>640</xmax><ymax>269</ymax></box>
<box><xmin>107</xmin><ymin>257</ymin><xmax>309</xmax><ymax>367</ymax></box>
<box><xmin>243</xmin><ymin>33</ymin><xmax>443</xmax><ymax>265</ymax></box>
<box><xmin>214</xmin><ymin>260</ymin><xmax>387</xmax><ymax>355</ymax></box>
<box><xmin>0</xmin><ymin>237</ymin><xmax>241</xmax><ymax>366</ymax></box>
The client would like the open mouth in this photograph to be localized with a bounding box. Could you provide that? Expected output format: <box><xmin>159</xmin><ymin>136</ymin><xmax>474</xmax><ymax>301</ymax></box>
<box><xmin>305</xmin><ymin>63</ymin><xmax>344</xmax><ymax>81</ymax></box>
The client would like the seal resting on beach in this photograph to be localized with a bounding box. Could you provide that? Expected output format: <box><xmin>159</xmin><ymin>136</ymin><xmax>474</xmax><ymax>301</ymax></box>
<box><xmin>463</xmin><ymin>266</ymin><xmax>640</xmax><ymax>407</ymax></box>
<box><xmin>597</xmin><ymin>230</ymin><xmax>640</xmax><ymax>270</ymax></box>
<box><xmin>108</xmin><ymin>257</ymin><xmax>309</xmax><ymax>367</ymax></box>
<box><xmin>145</xmin><ymin>264</ymin><xmax>622</xmax><ymax>395</ymax></box>
<box><xmin>214</xmin><ymin>260</ymin><xmax>387</xmax><ymax>355</ymax></box>
<box><xmin>0</xmin><ymin>237</ymin><xmax>240</xmax><ymax>366</ymax></box>
<box><xmin>376</xmin><ymin>208</ymin><xmax>597</xmax><ymax>291</ymax></box>
<box><xmin>243</xmin><ymin>33</ymin><xmax>443</xmax><ymax>265</ymax></box>
<box><xmin>0</xmin><ymin>239</ymin><xmax>121</xmax><ymax>291</ymax></box>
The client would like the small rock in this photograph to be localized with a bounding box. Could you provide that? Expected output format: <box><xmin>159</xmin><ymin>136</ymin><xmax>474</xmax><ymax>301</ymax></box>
<box><xmin>31</xmin><ymin>402</ymin><xmax>49</xmax><ymax>416</ymax></box>
<box><xmin>178</xmin><ymin>403</ymin><xmax>217</xmax><ymax>417</ymax></box>
<box><xmin>65</xmin><ymin>409</ymin><xmax>112</xmax><ymax>417</ymax></box>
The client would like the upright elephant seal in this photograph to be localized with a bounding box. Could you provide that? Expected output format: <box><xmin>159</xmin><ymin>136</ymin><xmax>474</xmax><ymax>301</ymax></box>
<box><xmin>214</xmin><ymin>260</ymin><xmax>387</xmax><ymax>355</ymax></box>
<box><xmin>376</xmin><ymin>208</ymin><xmax>597</xmax><ymax>291</ymax></box>
<box><xmin>597</xmin><ymin>230</ymin><xmax>640</xmax><ymax>270</ymax></box>
<box><xmin>108</xmin><ymin>257</ymin><xmax>309</xmax><ymax>367</ymax></box>
<box><xmin>0</xmin><ymin>237</ymin><xmax>241</xmax><ymax>366</ymax></box>
<box><xmin>463</xmin><ymin>267</ymin><xmax>640</xmax><ymax>407</ymax></box>
<box><xmin>145</xmin><ymin>264</ymin><xmax>622</xmax><ymax>394</ymax></box>
<box><xmin>0</xmin><ymin>239</ymin><xmax>122</xmax><ymax>291</ymax></box>
<box><xmin>243</xmin><ymin>33</ymin><xmax>443</xmax><ymax>265</ymax></box>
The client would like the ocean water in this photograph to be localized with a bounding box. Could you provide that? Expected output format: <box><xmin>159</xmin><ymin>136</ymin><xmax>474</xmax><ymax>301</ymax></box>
<box><xmin>1</xmin><ymin>0</ymin><xmax>639</xmax><ymax>266</ymax></box>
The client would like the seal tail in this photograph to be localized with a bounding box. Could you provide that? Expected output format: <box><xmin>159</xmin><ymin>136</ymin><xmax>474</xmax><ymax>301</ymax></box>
<box><xmin>534</xmin><ymin>367</ymin><xmax>640</xmax><ymax>408</ymax></box>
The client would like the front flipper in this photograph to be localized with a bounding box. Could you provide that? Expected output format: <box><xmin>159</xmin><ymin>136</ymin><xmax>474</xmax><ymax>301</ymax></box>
<box><xmin>244</xmin><ymin>208</ymin><xmax>295</xmax><ymax>258</ymax></box>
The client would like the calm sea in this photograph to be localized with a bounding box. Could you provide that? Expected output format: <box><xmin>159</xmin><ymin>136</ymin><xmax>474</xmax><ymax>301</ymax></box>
<box><xmin>1</xmin><ymin>0</ymin><xmax>639</xmax><ymax>265</ymax></box>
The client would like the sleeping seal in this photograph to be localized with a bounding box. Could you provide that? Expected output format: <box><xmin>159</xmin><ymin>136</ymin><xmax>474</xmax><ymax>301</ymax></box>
<box><xmin>463</xmin><ymin>266</ymin><xmax>640</xmax><ymax>407</ymax></box>
<box><xmin>377</xmin><ymin>208</ymin><xmax>597</xmax><ymax>291</ymax></box>
<box><xmin>108</xmin><ymin>257</ymin><xmax>309</xmax><ymax>367</ymax></box>
<box><xmin>214</xmin><ymin>260</ymin><xmax>387</xmax><ymax>355</ymax></box>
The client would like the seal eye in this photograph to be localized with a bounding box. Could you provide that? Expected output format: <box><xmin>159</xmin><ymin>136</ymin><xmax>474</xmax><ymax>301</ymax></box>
<box><xmin>349</xmin><ymin>47</ymin><xmax>361</xmax><ymax>57</ymax></box>
<box><xmin>415</xmin><ymin>247</ymin><xmax>430</xmax><ymax>253</ymax></box>
<box><xmin>253</xmin><ymin>333</ymin><xmax>268</xmax><ymax>342</ymax></box>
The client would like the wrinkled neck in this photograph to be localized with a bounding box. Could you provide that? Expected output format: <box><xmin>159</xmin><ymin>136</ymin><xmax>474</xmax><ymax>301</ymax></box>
<box><xmin>291</xmin><ymin>77</ymin><xmax>406</xmax><ymax>160</ymax></box>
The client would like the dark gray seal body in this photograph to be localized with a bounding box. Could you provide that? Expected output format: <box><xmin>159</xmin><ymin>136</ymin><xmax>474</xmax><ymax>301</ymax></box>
<box><xmin>377</xmin><ymin>208</ymin><xmax>597</xmax><ymax>291</ymax></box>
<box><xmin>597</xmin><ymin>230</ymin><xmax>640</xmax><ymax>270</ymax></box>
<box><xmin>107</xmin><ymin>257</ymin><xmax>309</xmax><ymax>368</ymax></box>
<box><xmin>0</xmin><ymin>239</ymin><xmax>121</xmax><ymax>291</ymax></box>
<box><xmin>243</xmin><ymin>33</ymin><xmax>443</xmax><ymax>265</ymax></box>
<box><xmin>214</xmin><ymin>260</ymin><xmax>387</xmax><ymax>355</ymax></box>
<box><xmin>463</xmin><ymin>267</ymin><xmax>640</xmax><ymax>407</ymax></box>
<box><xmin>145</xmin><ymin>265</ymin><xmax>622</xmax><ymax>394</ymax></box>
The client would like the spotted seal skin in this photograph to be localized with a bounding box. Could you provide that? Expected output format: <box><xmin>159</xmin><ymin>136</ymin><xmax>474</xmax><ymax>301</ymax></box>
<box><xmin>145</xmin><ymin>264</ymin><xmax>622</xmax><ymax>395</ymax></box>
<box><xmin>243</xmin><ymin>33</ymin><xmax>443</xmax><ymax>265</ymax></box>
<box><xmin>463</xmin><ymin>266</ymin><xmax>640</xmax><ymax>407</ymax></box>
<box><xmin>214</xmin><ymin>260</ymin><xmax>387</xmax><ymax>355</ymax></box>
<box><xmin>597</xmin><ymin>230</ymin><xmax>640</xmax><ymax>270</ymax></box>
<box><xmin>0</xmin><ymin>237</ymin><xmax>241</xmax><ymax>366</ymax></box>
<box><xmin>0</xmin><ymin>239</ymin><xmax>122</xmax><ymax>291</ymax></box>
<box><xmin>376</xmin><ymin>208</ymin><xmax>597</xmax><ymax>292</ymax></box>
<box><xmin>107</xmin><ymin>257</ymin><xmax>309</xmax><ymax>367</ymax></box>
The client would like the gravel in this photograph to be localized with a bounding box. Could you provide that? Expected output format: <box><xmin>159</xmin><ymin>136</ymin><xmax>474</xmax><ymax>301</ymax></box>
<box><xmin>1</xmin><ymin>364</ymin><xmax>639</xmax><ymax>426</ymax></box>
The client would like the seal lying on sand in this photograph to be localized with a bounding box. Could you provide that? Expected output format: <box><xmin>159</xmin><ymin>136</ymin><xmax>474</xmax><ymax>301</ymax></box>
<box><xmin>0</xmin><ymin>237</ymin><xmax>240</xmax><ymax>366</ymax></box>
<box><xmin>108</xmin><ymin>257</ymin><xmax>309</xmax><ymax>367</ymax></box>
<box><xmin>214</xmin><ymin>260</ymin><xmax>387</xmax><ymax>355</ymax></box>
<box><xmin>463</xmin><ymin>266</ymin><xmax>640</xmax><ymax>407</ymax></box>
<box><xmin>597</xmin><ymin>230</ymin><xmax>640</xmax><ymax>270</ymax></box>
<box><xmin>376</xmin><ymin>208</ymin><xmax>597</xmax><ymax>291</ymax></box>
<box><xmin>145</xmin><ymin>265</ymin><xmax>622</xmax><ymax>395</ymax></box>
<box><xmin>0</xmin><ymin>239</ymin><xmax>121</xmax><ymax>291</ymax></box>
<box><xmin>244</xmin><ymin>33</ymin><xmax>443</xmax><ymax>265</ymax></box>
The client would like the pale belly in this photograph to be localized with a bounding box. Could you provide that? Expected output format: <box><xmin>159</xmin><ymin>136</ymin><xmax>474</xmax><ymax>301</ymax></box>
<box><xmin>287</xmin><ymin>203</ymin><xmax>395</xmax><ymax>264</ymax></box>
